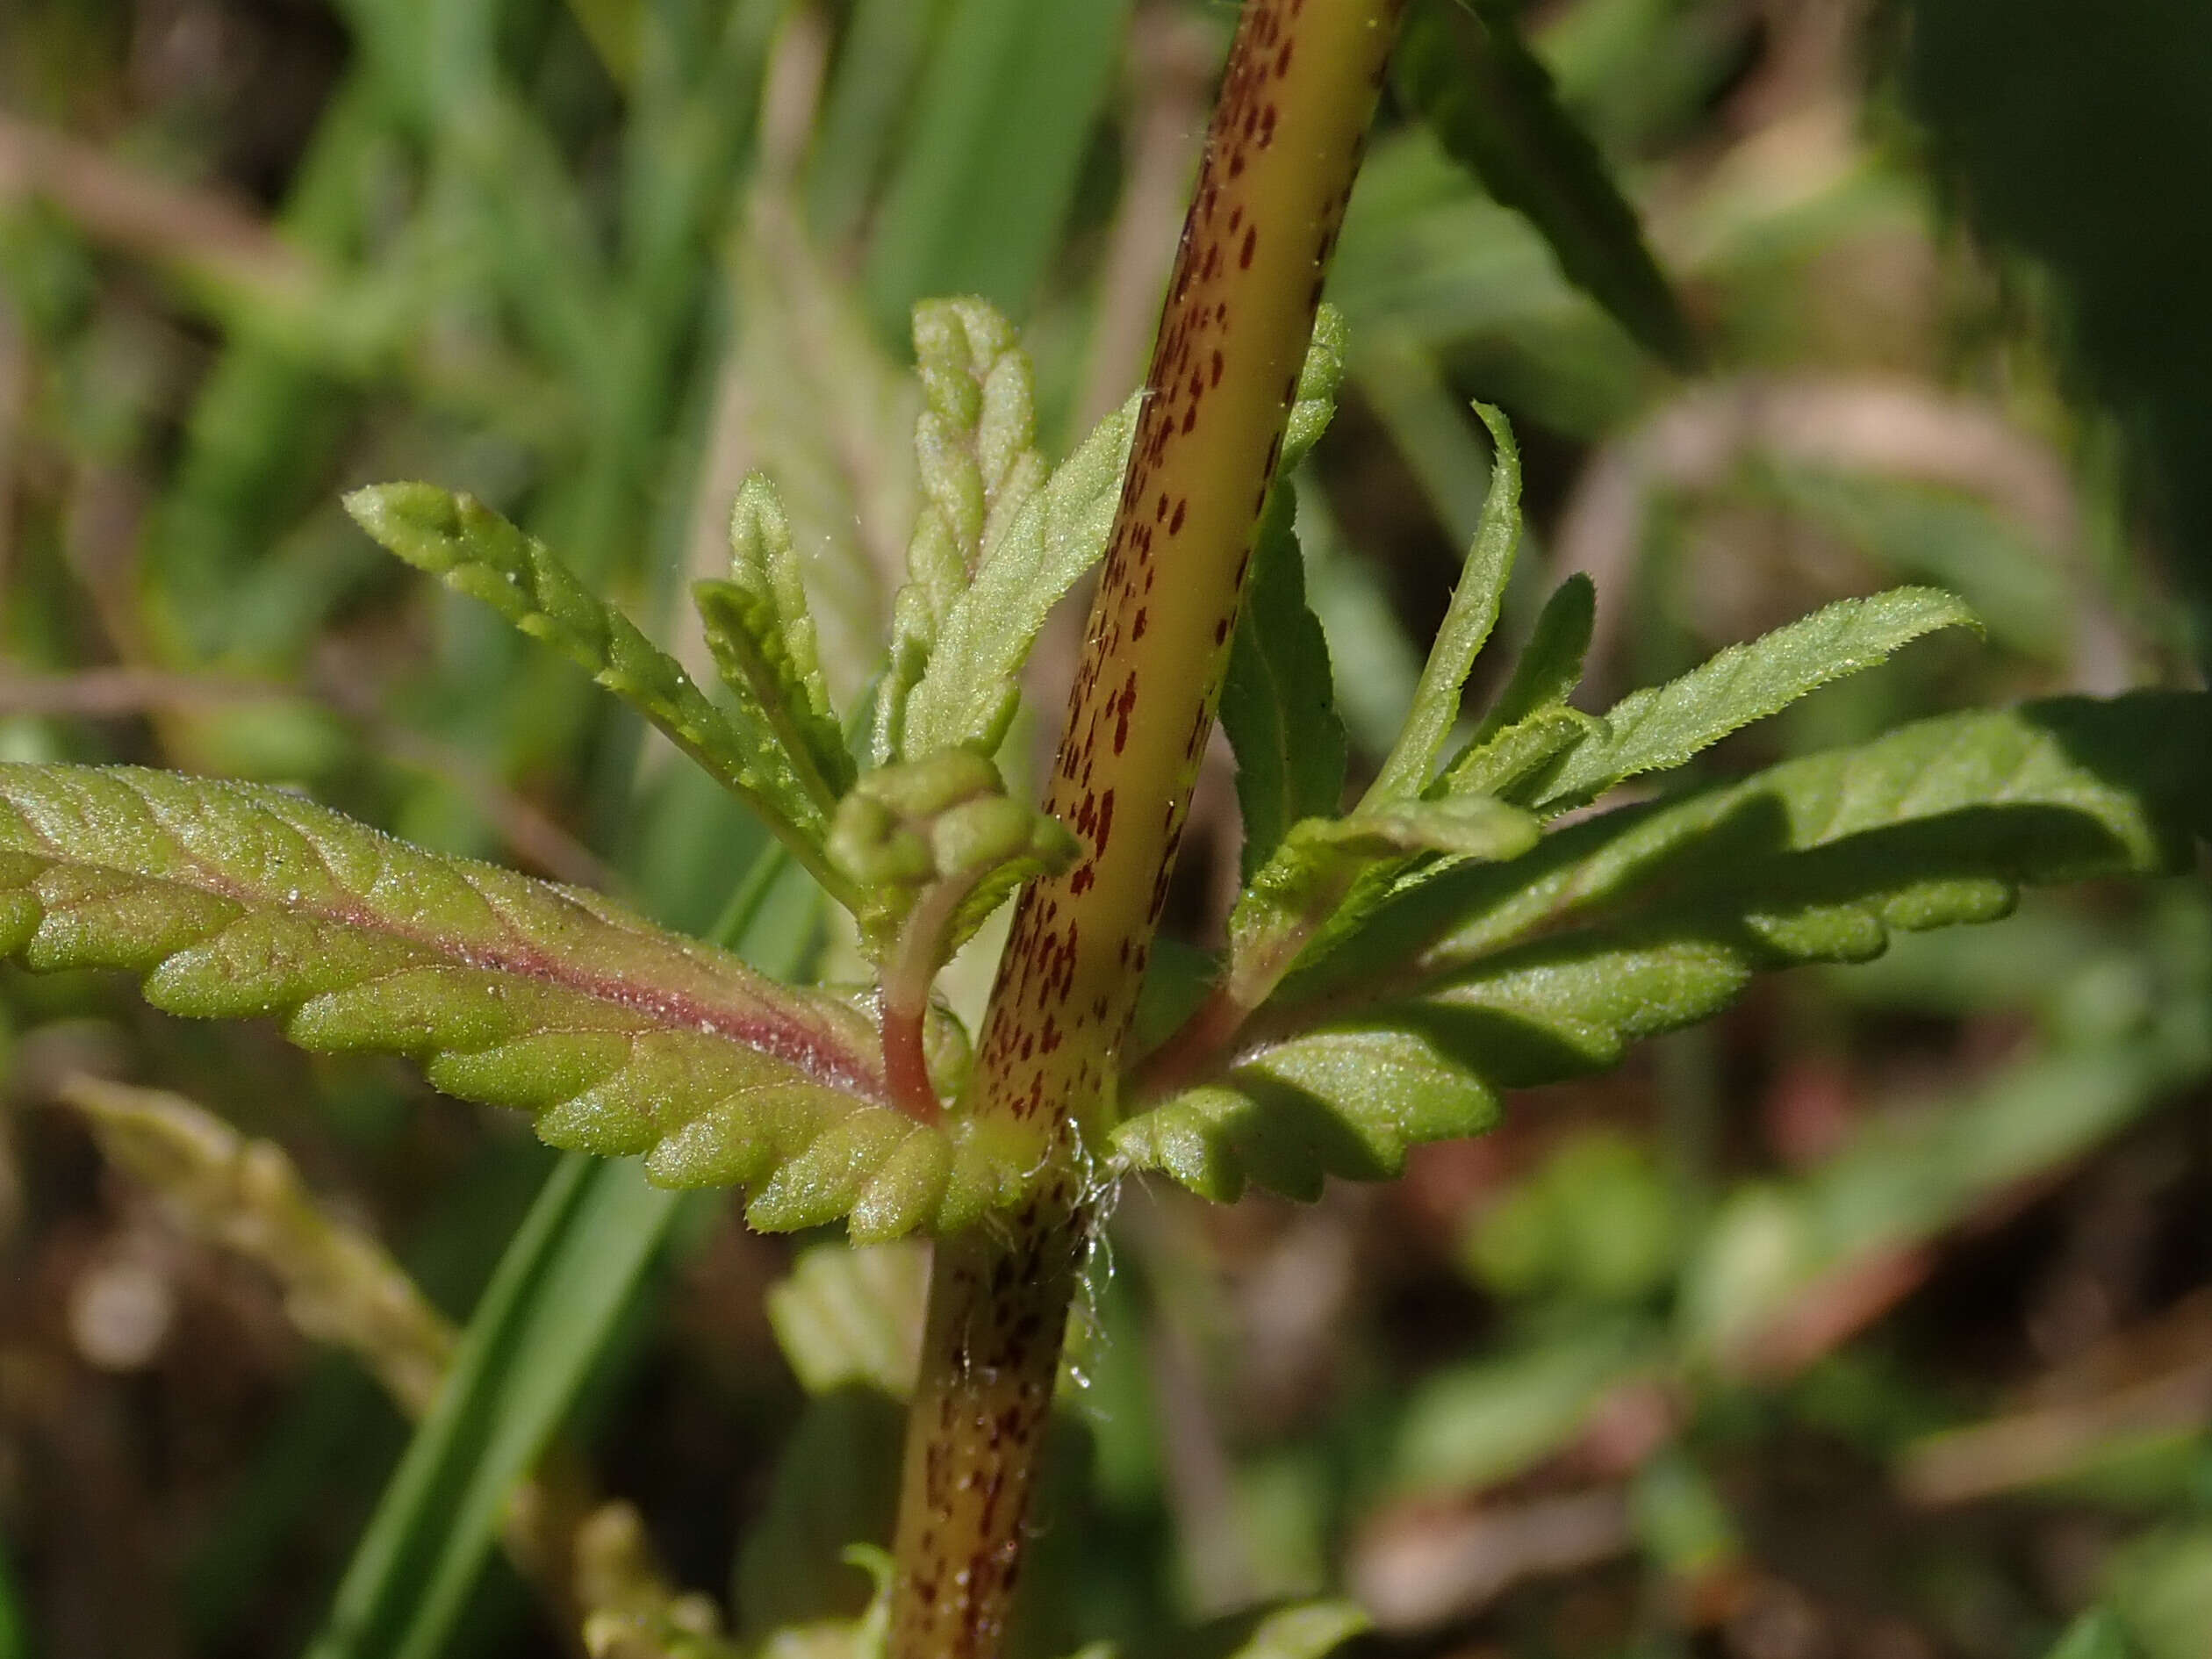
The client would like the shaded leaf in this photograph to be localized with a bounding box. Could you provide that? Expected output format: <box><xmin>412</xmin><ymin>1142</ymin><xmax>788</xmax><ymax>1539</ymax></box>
<box><xmin>1137</xmin><ymin>695</ymin><xmax>2209</xmax><ymax>1203</ymax></box>
<box><xmin>1536</xmin><ymin>586</ymin><xmax>1982</xmax><ymax>809</ymax></box>
<box><xmin>1113</xmin><ymin>1024</ymin><xmax>1505</xmax><ymax>1203</ymax></box>
<box><xmin>1395</xmin><ymin>0</ymin><xmax>1697</xmax><ymax>369</ymax></box>
<box><xmin>0</xmin><ymin>764</ymin><xmax>1031</xmax><ymax>1238</ymax></box>
<box><xmin>1221</xmin><ymin>484</ymin><xmax>1348</xmax><ymax>883</ymax></box>
<box><xmin>1462</xmin><ymin>571</ymin><xmax>1597</xmax><ymax>751</ymax></box>
<box><xmin>1325</xmin><ymin>693</ymin><xmax>2208</xmax><ymax>1001</ymax></box>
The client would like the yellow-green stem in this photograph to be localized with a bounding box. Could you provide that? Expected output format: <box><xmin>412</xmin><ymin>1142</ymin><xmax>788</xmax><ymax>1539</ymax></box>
<box><xmin>887</xmin><ymin>5</ymin><xmax>1403</xmax><ymax>1656</ymax></box>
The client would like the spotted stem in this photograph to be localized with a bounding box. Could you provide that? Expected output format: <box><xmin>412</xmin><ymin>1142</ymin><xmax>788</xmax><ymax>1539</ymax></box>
<box><xmin>884</xmin><ymin>5</ymin><xmax>1406</xmax><ymax>1658</ymax></box>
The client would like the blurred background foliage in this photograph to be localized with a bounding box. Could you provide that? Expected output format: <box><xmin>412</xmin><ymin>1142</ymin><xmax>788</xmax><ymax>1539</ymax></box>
<box><xmin>1</xmin><ymin>1</ymin><xmax>2209</xmax><ymax>1656</ymax></box>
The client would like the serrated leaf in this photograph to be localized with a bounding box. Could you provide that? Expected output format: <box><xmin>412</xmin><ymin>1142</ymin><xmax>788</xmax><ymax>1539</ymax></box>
<box><xmin>346</xmin><ymin>484</ymin><xmax>853</xmax><ymax>902</ymax></box>
<box><xmin>1113</xmin><ymin>1024</ymin><xmax>1504</xmax><ymax>1203</ymax></box>
<box><xmin>1536</xmin><ymin>586</ymin><xmax>1983</xmax><ymax>809</ymax></box>
<box><xmin>1369</xmin><ymin>402</ymin><xmax>1523</xmax><ymax>802</ymax></box>
<box><xmin>694</xmin><ymin>472</ymin><xmax>855</xmax><ymax>805</ymax></box>
<box><xmin>1395</xmin><ymin>0</ymin><xmax>1697</xmax><ymax>370</ymax></box>
<box><xmin>0</xmin><ymin>765</ymin><xmax>1036</xmax><ymax>1239</ymax></box>
<box><xmin>1221</xmin><ymin>485</ymin><xmax>1349</xmax><ymax>883</ymax></box>
<box><xmin>1443</xmin><ymin>705</ymin><xmax>1601</xmax><ymax>804</ymax></box>
<box><xmin>1297</xmin><ymin>795</ymin><xmax>1539</xmax><ymax>861</ymax></box>
<box><xmin>873</xmin><ymin>298</ymin><xmax>1051</xmax><ymax>765</ymax></box>
<box><xmin>1462</xmin><ymin>571</ymin><xmax>1597</xmax><ymax>752</ymax></box>
<box><xmin>1134</xmin><ymin>695</ymin><xmax>2209</xmax><ymax>1203</ymax></box>
<box><xmin>894</xmin><ymin>390</ymin><xmax>1141</xmax><ymax>759</ymax></box>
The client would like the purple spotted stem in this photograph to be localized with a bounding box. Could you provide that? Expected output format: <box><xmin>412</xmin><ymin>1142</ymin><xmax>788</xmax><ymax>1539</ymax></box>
<box><xmin>886</xmin><ymin>5</ymin><xmax>1405</xmax><ymax>1656</ymax></box>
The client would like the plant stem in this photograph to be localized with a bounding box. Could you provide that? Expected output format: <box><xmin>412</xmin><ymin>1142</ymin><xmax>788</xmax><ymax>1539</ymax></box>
<box><xmin>886</xmin><ymin>4</ymin><xmax>1404</xmax><ymax>1656</ymax></box>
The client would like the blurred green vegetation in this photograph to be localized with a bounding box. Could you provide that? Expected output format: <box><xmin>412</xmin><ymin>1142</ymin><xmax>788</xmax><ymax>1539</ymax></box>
<box><xmin>1</xmin><ymin>2</ymin><xmax>2208</xmax><ymax>1658</ymax></box>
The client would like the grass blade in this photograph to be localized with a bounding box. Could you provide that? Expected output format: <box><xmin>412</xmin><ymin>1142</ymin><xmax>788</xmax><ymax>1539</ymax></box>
<box><xmin>303</xmin><ymin>1152</ymin><xmax>677</xmax><ymax>1659</ymax></box>
<box><xmin>861</xmin><ymin>0</ymin><xmax>1134</xmax><ymax>331</ymax></box>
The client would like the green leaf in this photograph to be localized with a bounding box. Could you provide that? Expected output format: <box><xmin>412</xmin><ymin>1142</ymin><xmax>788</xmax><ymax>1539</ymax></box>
<box><xmin>0</xmin><ymin>1534</ymin><xmax>23</xmax><ymax>1659</ymax></box>
<box><xmin>1382</xmin><ymin>1318</ymin><xmax>1662</xmax><ymax>1497</ymax></box>
<box><xmin>345</xmin><ymin>484</ymin><xmax>853</xmax><ymax>901</ymax></box>
<box><xmin>765</xmin><ymin>1241</ymin><xmax>928</xmax><ymax>1398</ymax></box>
<box><xmin>695</xmin><ymin>474</ymin><xmax>857</xmax><ymax>808</ymax></box>
<box><xmin>2043</xmin><ymin>1610</ymin><xmax>2136</xmax><ymax>1659</ymax></box>
<box><xmin>1221</xmin><ymin>485</ymin><xmax>1349</xmax><ymax>883</ymax></box>
<box><xmin>0</xmin><ymin>764</ymin><xmax>1031</xmax><ymax>1238</ymax></box>
<box><xmin>1296</xmin><ymin>795</ymin><xmax>1539</xmax><ymax>862</ymax></box>
<box><xmin>1221</xmin><ymin>1603</ymin><xmax>1372</xmax><ymax>1659</ymax></box>
<box><xmin>894</xmin><ymin>391</ymin><xmax>1141</xmax><ymax>760</ymax></box>
<box><xmin>1368</xmin><ymin>402</ymin><xmax>1523</xmax><ymax>802</ymax></box>
<box><xmin>1536</xmin><ymin>586</ymin><xmax>1983</xmax><ymax>809</ymax></box>
<box><xmin>1137</xmin><ymin>694</ymin><xmax>2209</xmax><ymax>1203</ymax></box>
<box><xmin>1442</xmin><ymin>705</ymin><xmax>1601</xmax><ymax>805</ymax></box>
<box><xmin>830</xmin><ymin>750</ymin><xmax>1078</xmax><ymax>962</ymax></box>
<box><xmin>1343</xmin><ymin>693</ymin><xmax>2207</xmax><ymax>1017</ymax></box>
<box><xmin>1463</xmin><ymin>571</ymin><xmax>1597</xmax><ymax>750</ymax></box>
<box><xmin>1112</xmin><ymin>1024</ymin><xmax>1504</xmax><ymax>1203</ymax></box>
<box><xmin>1395</xmin><ymin>0</ymin><xmax>1698</xmax><ymax>370</ymax></box>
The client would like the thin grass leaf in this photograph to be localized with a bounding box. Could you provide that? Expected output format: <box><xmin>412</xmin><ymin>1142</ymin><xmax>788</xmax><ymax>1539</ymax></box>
<box><xmin>1536</xmin><ymin>586</ymin><xmax>1982</xmax><ymax>808</ymax></box>
<box><xmin>0</xmin><ymin>1536</ymin><xmax>24</xmax><ymax>1659</ymax></box>
<box><xmin>304</xmin><ymin>1153</ymin><xmax>668</xmax><ymax>1659</ymax></box>
<box><xmin>861</xmin><ymin>0</ymin><xmax>1134</xmax><ymax>330</ymax></box>
<box><xmin>2040</xmin><ymin>1610</ymin><xmax>2135</xmax><ymax>1659</ymax></box>
<box><xmin>347</xmin><ymin>485</ymin><xmax>853</xmax><ymax>900</ymax></box>
<box><xmin>806</xmin><ymin>0</ymin><xmax>941</xmax><ymax>245</ymax></box>
<box><xmin>1395</xmin><ymin>0</ymin><xmax>1698</xmax><ymax>369</ymax></box>
<box><xmin>1354</xmin><ymin>330</ymin><xmax>1502</xmax><ymax>549</ymax></box>
<box><xmin>0</xmin><ymin>764</ymin><xmax>1028</xmax><ymax>1235</ymax></box>
<box><xmin>1367</xmin><ymin>403</ymin><xmax>1523</xmax><ymax>802</ymax></box>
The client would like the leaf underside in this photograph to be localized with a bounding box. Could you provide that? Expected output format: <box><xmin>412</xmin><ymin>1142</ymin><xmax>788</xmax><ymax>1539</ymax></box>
<box><xmin>1117</xmin><ymin>693</ymin><xmax>2211</xmax><ymax>1203</ymax></box>
<box><xmin>0</xmin><ymin>765</ymin><xmax>1023</xmax><ymax>1239</ymax></box>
